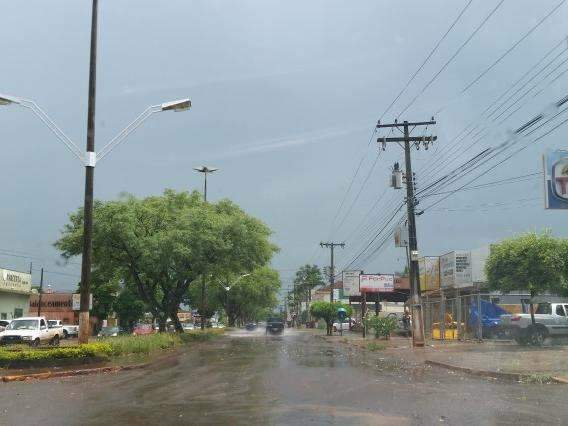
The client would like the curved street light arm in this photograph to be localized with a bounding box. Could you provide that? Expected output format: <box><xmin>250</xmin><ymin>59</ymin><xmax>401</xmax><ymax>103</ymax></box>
<box><xmin>14</xmin><ymin>98</ymin><xmax>84</xmax><ymax>163</ymax></box>
<box><xmin>97</xmin><ymin>104</ymin><xmax>162</xmax><ymax>162</ymax></box>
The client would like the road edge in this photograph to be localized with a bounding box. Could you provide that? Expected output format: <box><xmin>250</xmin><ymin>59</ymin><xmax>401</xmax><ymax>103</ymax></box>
<box><xmin>425</xmin><ymin>360</ymin><xmax>567</xmax><ymax>384</ymax></box>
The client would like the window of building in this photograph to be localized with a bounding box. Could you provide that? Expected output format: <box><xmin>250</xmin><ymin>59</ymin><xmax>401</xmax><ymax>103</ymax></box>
<box><xmin>1</xmin><ymin>313</ymin><xmax>7</xmax><ymax>320</ymax></box>
<box><xmin>14</xmin><ymin>308</ymin><xmax>23</xmax><ymax>318</ymax></box>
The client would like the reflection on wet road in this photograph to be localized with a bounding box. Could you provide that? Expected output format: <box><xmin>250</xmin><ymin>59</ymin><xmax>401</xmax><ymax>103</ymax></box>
<box><xmin>1</xmin><ymin>330</ymin><xmax>567</xmax><ymax>425</ymax></box>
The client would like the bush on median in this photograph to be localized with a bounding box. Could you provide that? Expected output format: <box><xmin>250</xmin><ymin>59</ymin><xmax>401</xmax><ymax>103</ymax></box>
<box><xmin>0</xmin><ymin>343</ymin><xmax>112</xmax><ymax>367</ymax></box>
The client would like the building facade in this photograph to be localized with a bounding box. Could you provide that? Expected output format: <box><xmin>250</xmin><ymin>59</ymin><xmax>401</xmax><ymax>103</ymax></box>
<box><xmin>29</xmin><ymin>293</ymin><xmax>77</xmax><ymax>324</ymax></box>
<box><xmin>0</xmin><ymin>268</ymin><xmax>31</xmax><ymax>320</ymax></box>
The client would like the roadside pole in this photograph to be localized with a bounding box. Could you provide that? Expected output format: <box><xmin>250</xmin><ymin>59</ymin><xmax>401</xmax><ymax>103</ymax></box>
<box><xmin>320</xmin><ymin>242</ymin><xmax>345</xmax><ymax>303</ymax></box>
<box><xmin>37</xmin><ymin>268</ymin><xmax>44</xmax><ymax>317</ymax></box>
<box><xmin>79</xmin><ymin>0</ymin><xmax>99</xmax><ymax>344</ymax></box>
<box><xmin>377</xmin><ymin>118</ymin><xmax>436</xmax><ymax>348</ymax></box>
<box><xmin>362</xmin><ymin>291</ymin><xmax>367</xmax><ymax>338</ymax></box>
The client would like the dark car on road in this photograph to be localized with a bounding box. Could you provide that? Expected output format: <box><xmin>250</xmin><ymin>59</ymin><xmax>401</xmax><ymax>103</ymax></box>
<box><xmin>245</xmin><ymin>322</ymin><xmax>257</xmax><ymax>331</ymax></box>
<box><xmin>266</xmin><ymin>317</ymin><xmax>284</xmax><ymax>335</ymax></box>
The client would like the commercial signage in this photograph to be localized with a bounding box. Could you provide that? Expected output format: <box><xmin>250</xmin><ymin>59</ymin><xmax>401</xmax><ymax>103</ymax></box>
<box><xmin>543</xmin><ymin>149</ymin><xmax>568</xmax><ymax>209</ymax></box>
<box><xmin>440</xmin><ymin>251</ymin><xmax>472</xmax><ymax>289</ymax></box>
<box><xmin>342</xmin><ymin>270</ymin><xmax>362</xmax><ymax>296</ymax></box>
<box><xmin>418</xmin><ymin>257</ymin><xmax>440</xmax><ymax>292</ymax></box>
<box><xmin>359</xmin><ymin>274</ymin><xmax>395</xmax><ymax>293</ymax></box>
<box><xmin>394</xmin><ymin>224</ymin><xmax>409</xmax><ymax>247</ymax></box>
<box><xmin>333</xmin><ymin>288</ymin><xmax>342</xmax><ymax>301</ymax></box>
<box><xmin>0</xmin><ymin>268</ymin><xmax>31</xmax><ymax>294</ymax></box>
<box><xmin>72</xmin><ymin>294</ymin><xmax>93</xmax><ymax>311</ymax></box>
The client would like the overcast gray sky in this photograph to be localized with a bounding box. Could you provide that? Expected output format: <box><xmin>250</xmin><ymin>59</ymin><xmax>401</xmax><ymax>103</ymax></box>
<box><xmin>1</xmin><ymin>1</ymin><xmax>567</xmax><ymax>292</ymax></box>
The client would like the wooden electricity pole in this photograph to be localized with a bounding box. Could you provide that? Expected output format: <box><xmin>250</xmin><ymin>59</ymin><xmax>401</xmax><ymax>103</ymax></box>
<box><xmin>376</xmin><ymin>118</ymin><xmax>437</xmax><ymax>348</ymax></box>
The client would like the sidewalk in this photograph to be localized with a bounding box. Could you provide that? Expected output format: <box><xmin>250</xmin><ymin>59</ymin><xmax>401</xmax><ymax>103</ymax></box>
<box><xmin>322</xmin><ymin>331</ymin><xmax>568</xmax><ymax>382</ymax></box>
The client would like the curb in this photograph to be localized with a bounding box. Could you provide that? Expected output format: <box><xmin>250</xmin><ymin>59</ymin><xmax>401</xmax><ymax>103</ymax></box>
<box><xmin>425</xmin><ymin>360</ymin><xmax>566</xmax><ymax>384</ymax></box>
<box><xmin>1</xmin><ymin>363</ymin><xmax>148</xmax><ymax>383</ymax></box>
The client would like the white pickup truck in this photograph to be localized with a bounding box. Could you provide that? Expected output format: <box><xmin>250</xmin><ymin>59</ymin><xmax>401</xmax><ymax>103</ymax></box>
<box><xmin>48</xmin><ymin>320</ymin><xmax>79</xmax><ymax>339</ymax></box>
<box><xmin>0</xmin><ymin>317</ymin><xmax>62</xmax><ymax>347</ymax></box>
<box><xmin>501</xmin><ymin>302</ymin><xmax>568</xmax><ymax>345</ymax></box>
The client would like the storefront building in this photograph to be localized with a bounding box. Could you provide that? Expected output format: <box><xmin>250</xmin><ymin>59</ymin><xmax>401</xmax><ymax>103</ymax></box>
<box><xmin>0</xmin><ymin>268</ymin><xmax>31</xmax><ymax>319</ymax></box>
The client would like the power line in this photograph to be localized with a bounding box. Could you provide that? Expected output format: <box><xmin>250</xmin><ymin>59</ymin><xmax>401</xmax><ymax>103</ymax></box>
<box><xmin>457</xmin><ymin>0</ymin><xmax>566</xmax><ymax>96</ymax></box>
<box><xmin>397</xmin><ymin>0</ymin><xmax>506</xmax><ymax>118</ymax></box>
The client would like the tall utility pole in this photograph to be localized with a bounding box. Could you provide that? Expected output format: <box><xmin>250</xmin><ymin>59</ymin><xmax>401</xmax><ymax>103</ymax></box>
<box><xmin>194</xmin><ymin>166</ymin><xmax>219</xmax><ymax>329</ymax></box>
<box><xmin>377</xmin><ymin>118</ymin><xmax>436</xmax><ymax>348</ymax></box>
<box><xmin>37</xmin><ymin>268</ymin><xmax>44</xmax><ymax>317</ymax></box>
<box><xmin>78</xmin><ymin>0</ymin><xmax>99</xmax><ymax>344</ymax></box>
<box><xmin>320</xmin><ymin>242</ymin><xmax>345</xmax><ymax>303</ymax></box>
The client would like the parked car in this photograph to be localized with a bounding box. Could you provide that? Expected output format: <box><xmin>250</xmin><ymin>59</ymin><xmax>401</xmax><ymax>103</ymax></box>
<box><xmin>0</xmin><ymin>317</ymin><xmax>61</xmax><ymax>347</ymax></box>
<box><xmin>501</xmin><ymin>302</ymin><xmax>568</xmax><ymax>345</ymax></box>
<box><xmin>245</xmin><ymin>322</ymin><xmax>257</xmax><ymax>331</ymax></box>
<box><xmin>182</xmin><ymin>323</ymin><xmax>194</xmax><ymax>331</ymax></box>
<box><xmin>266</xmin><ymin>317</ymin><xmax>284</xmax><ymax>335</ymax></box>
<box><xmin>0</xmin><ymin>320</ymin><xmax>11</xmax><ymax>332</ymax></box>
<box><xmin>132</xmin><ymin>324</ymin><xmax>154</xmax><ymax>336</ymax></box>
<box><xmin>468</xmin><ymin>300</ymin><xmax>509</xmax><ymax>339</ymax></box>
<box><xmin>48</xmin><ymin>320</ymin><xmax>79</xmax><ymax>339</ymax></box>
<box><xmin>332</xmin><ymin>319</ymin><xmax>354</xmax><ymax>333</ymax></box>
<box><xmin>98</xmin><ymin>326</ymin><xmax>123</xmax><ymax>337</ymax></box>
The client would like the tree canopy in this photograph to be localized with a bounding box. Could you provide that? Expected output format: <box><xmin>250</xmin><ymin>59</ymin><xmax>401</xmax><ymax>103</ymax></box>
<box><xmin>310</xmin><ymin>301</ymin><xmax>352</xmax><ymax>336</ymax></box>
<box><xmin>486</xmin><ymin>232</ymin><xmax>568</xmax><ymax>324</ymax></box>
<box><xmin>55</xmin><ymin>190</ymin><xmax>278</xmax><ymax>332</ymax></box>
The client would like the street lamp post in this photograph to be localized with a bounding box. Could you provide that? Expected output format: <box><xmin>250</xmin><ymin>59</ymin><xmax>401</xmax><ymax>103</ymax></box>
<box><xmin>193</xmin><ymin>166</ymin><xmax>219</xmax><ymax>329</ymax></box>
<box><xmin>222</xmin><ymin>273</ymin><xmax>250</xmax><ymax>327</ymax></box>
<box><xmin>0</xmin><ymin>3</ymin><xmax>190</xmax><ymax>343</ymax></box>
<box><xmin>193</xmin><ymin>166</ymin><xmax>219</xmax><ymax>202</ymax></box>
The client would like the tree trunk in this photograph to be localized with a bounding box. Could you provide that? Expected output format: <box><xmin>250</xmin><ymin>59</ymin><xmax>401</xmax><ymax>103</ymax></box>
<box><xmin>170</xmin><ymin>309</ymin><xmax>183</xmax><ymax>333</ymax></box>
<box><xmin>157</xmin><ymin>316</ymin><xmax>167</xmax><ymax>332</ymax></box>
<box><xmin>529</xmin><ymin>289</ymin><xmax>536</xmax><ymax>326</ymax></box>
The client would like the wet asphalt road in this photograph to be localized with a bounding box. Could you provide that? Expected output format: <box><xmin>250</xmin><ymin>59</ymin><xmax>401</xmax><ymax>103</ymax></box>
<box><xmin>1</xmin><ymin>329</ymin><xmax>567</xmax><ymax>426</ymax></box>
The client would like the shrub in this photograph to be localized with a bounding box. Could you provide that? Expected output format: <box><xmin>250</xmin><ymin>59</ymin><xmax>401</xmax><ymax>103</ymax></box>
<box><xmin>365</xmin><ymin>315</ymin><xmax>398</xmax><ymax>339</ymax></box>
<box><xmin>366</xmin><ymin>342</ymin><xmax>387</xmax><ymax>351</ymax></box>
<box><xmin>103</xmin><ymin>333</ymin><xmax>181</xmax><ymax>356</ymax></box>
<box><xmin>0</xmin><ymin>343</ymin><xmax>112</xmax><ymax>366</ymax></box>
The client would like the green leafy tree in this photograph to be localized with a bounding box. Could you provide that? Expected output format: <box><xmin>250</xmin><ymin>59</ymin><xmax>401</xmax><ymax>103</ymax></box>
<box><xmin>209</xmin><ymin>267</ymin><xmax>281</xmax><ymax>326</ymax></box>
<box><xmin>293</xmin><ymin>264</ymin><xmax>324</xmax><ymax>324</ymax></box>
<box><xmin>486</xmin><ymin>232</ymin><xmax>568</xmax><ymax>325</ymax></box>
<box><xmin>310</xmin><ymin>301</ymin><xmax>353</xmax><ymax>336</ymax></box>
<box><xmin>114</xmin><ymin>285</ymin><xmax>147</xmax><ymax>332</ymax></box>
<box><xmin>55</xmin><ymin>190</ymin><xmax>278</xmax><ymax>333</ymax></box>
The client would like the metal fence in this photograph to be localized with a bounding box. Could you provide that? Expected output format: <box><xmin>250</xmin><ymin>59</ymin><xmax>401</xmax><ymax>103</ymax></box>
<box><xmin>423</xmin><ymin>289</ymin><xmax>487</xmax><ymax>342</ymax></box>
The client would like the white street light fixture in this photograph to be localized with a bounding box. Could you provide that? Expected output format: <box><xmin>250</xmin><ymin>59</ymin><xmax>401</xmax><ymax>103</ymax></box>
<box><xmin>223</xmin><ymin>273</ymin><xmax>251</xmax><ymax>292</ymax></box>
<box><xmin>0</xmin><ymin>94</ymin><xmax>21</xmax><ymax>105</ymax></box>
<box><xmin>161</xmin><ymin>98</ymin><xmax>191</xmax><ymax>112</ymax></box>
<box><xmin>0</xmin><ymin>93</ymin><xmax>191</xmax><ymax>164</ymax></box>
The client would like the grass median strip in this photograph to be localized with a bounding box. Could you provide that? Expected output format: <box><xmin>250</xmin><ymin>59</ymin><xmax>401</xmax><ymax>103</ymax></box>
<box><xmin>0</xmin><ymin>329</ymin><xmax>224</xmax><ymax>369</ymax></box>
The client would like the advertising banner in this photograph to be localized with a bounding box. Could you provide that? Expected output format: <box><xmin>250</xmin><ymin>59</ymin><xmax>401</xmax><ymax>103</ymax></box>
<box><xmin>440</xmin><ymin>251</ymin><xmax>472</xmax><ymax>289</ymax></box>
<box><xmin>72</xmin><ymin>294</ymin><xmax>93</xmax><ymax>311</ymax></box>
<box><xmin>418</xmin><ymin>257</ymin><xmax>440</xmax><ymax>292</ymax></box>
<box><xmin>0</xmin><ymin>268</ymin><xmax>31</xmax><ymax>294</ymax></box>
<box><xmin>359</xmin><ymin>274</ymin><xmax>395</xmax><ymax>293</ymax></box>
<box><xmin>342</xmin><ymin>270</ymin><xmax>362</xmax><ymax>297</ymax></box>
<box><xmin>544</xmin><ymin>149</ymin><xmax>568</xmax><ymax>209</ymax></box>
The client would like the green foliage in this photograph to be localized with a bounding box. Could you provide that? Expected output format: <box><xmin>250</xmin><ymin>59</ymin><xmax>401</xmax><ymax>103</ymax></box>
<box><xmin>103</xmin><ymin>333</ymin><xmax>181</xmax><ymax>356</ymax></box>
<box><xmin>310</xmin><ymin>301</ymin><xmax>352</xmax><ymax>335</ymax></box>
<box><xmin>366</xmin><ymin>342</ymin><xmax>387</xmax><ymax>351</ymax></box>
<box><xmin>486</xmin><ymin>232</ymin><xmax>568</xmax><ymax>296</ymax></box>
<box><xmin>210</xmin><ymin>267</ymin><xmax>281</xmax><ymax>326</ymax></box>
<box><xmin>0</xmin><ymin>343</ymin><xmax>112</xmax><ymax>366</ymax></box>
<box><xmin>114</xmin><ymin>286</ymin><xmax>148</xmax><ymax>332</ymax></box>
<box><xmin>365</xmin><ymin>315</ymin><xmax>397</xmax><ymax>339</ymax></box>
<box><xmin>55</xmin><ymin>190</ymin><xmax>278</xmax><ymax>331</ymax></box>
<box><xmin>293</xmin><ymin>264</ymin><xmax>324</xmax><ymax>299</ymax></box>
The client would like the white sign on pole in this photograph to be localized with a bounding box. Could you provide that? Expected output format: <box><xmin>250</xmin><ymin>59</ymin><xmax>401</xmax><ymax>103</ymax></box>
<box><xmin>394</xmin><ymin>224</ymin><xmax>409</xmax><ymax>247</ymax></box>
<box><xmin>333</xmin><ymin>288</ymin><xmax>341</xmax><ymax>301</ymax></box>
<box><xmin>440</xmin><ymin>251</ymin><xmax>472</xmax><ymax>288</ymax></box>
<box><xmin>72</xmin><ymin>294</ymin><xmax>93</xmax><ymax>311</ymax></box>
<box><xmin>342</xmin><ymin>270</ymin><xmax>362</xmax><ymax>296</ymax></box>
<box><xmin>359</xmin><ymin>274</ymin><xmax>395</xmax><ymax>293</ymax></box>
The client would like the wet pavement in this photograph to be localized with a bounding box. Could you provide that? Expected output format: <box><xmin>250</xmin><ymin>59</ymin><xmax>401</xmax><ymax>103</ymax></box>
<box><xmin>1</xmin><ymin>329</ymin><xmax>567</xmax><ymax>425</ymax></box>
